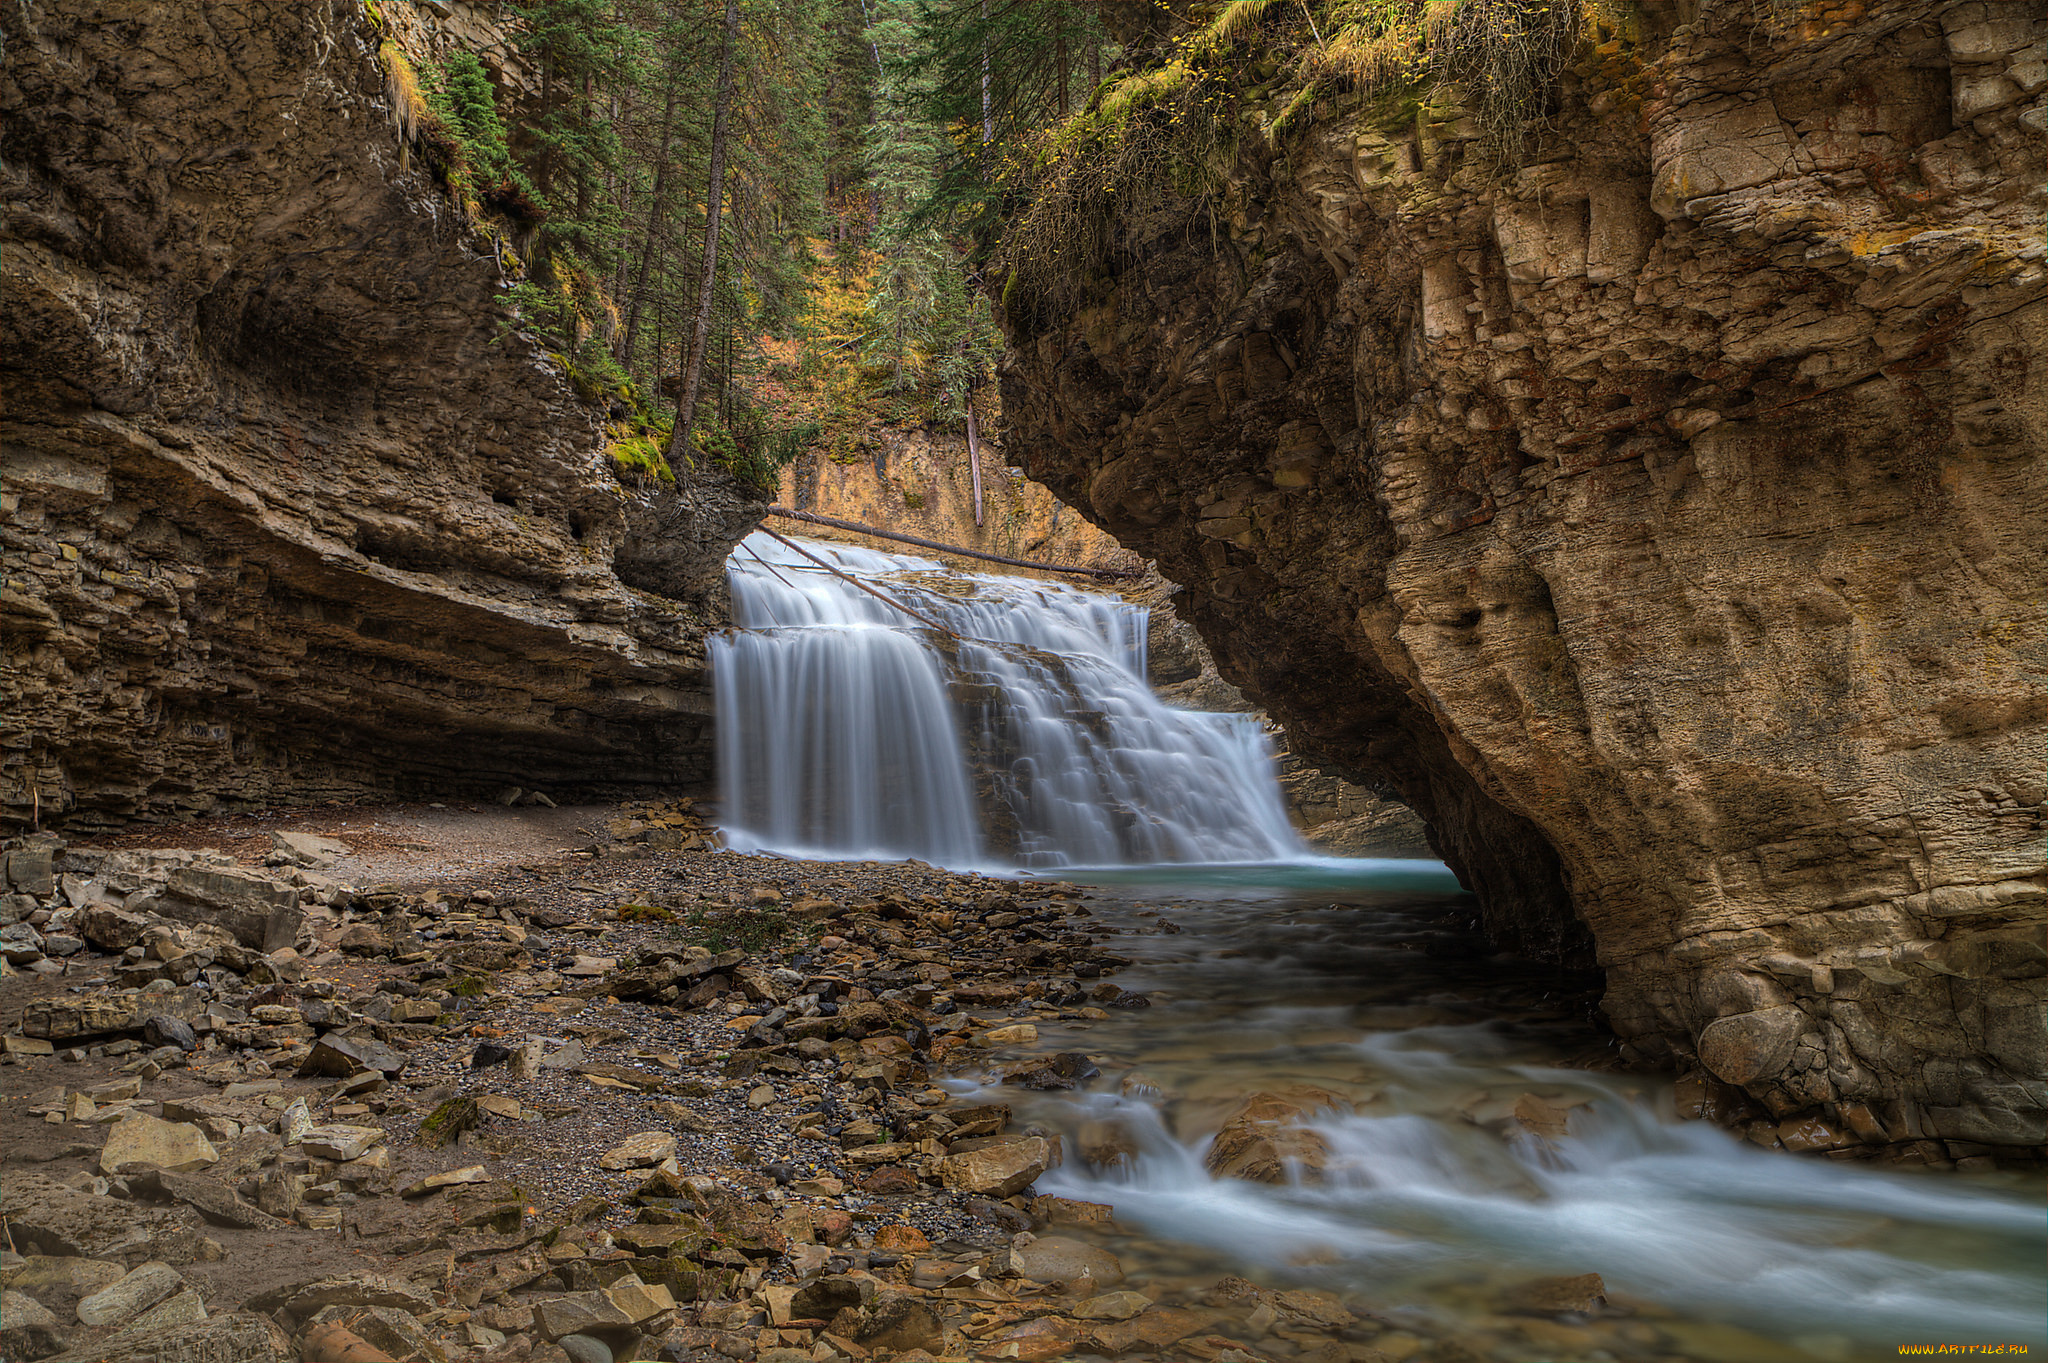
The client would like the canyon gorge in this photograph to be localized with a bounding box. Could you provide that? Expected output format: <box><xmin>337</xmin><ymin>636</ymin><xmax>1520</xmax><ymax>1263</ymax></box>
<box><xmin>4</xmin><ymin>0</ymin><xmax>2043</xmax><ymax>1175</ymax></box>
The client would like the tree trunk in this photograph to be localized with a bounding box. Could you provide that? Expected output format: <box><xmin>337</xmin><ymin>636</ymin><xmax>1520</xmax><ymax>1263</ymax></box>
<box><xmin>620</xmin><ymin>70</ymin><xmax>683</xmax><ymax>367</ymax></box>
<box><xmin>667</xmin><ymin>0</ymin><xmax>742</xmax><ymax>471</ymax></box>
<box><xmin>966</xmin><ymin>393</ymin><xmax>985</xmax><ymax>527</ymax></box>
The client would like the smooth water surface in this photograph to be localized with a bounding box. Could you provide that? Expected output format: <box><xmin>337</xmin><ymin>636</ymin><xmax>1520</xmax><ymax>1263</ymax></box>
<box><xmin>961</xmin><ymin>862</ymin><xmax>2048</xmax><ymax>1362</ymax></box>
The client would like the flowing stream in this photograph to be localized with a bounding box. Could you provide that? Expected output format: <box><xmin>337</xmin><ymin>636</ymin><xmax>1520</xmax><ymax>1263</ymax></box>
<box><xmin>961</xmin><ymin>868</ymin><xmax>2048</xmax><ymax>1362</ymax></box>
<box><xmin>710</xmin><ymin>536</ymin><xmax>2045</xmax><ymax>1361</ymax></box>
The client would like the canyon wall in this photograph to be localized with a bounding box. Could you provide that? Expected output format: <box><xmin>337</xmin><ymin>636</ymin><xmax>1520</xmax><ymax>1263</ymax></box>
<box><xmin>1000</xmin><ymin>0</ymin><xmax>2047</xmax><ymax>1147</ymax></box>
<box><xmin>2</xmin><ymin>1</ymin><xmax>761</xmax><ymax>829</ymax></box>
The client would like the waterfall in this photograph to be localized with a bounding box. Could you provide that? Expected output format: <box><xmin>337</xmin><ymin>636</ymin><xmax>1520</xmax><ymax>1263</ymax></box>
<box><xmin>711</xmin><ymin>531</ymin><xmax>1307</xmax><ymax>870</ymax></box>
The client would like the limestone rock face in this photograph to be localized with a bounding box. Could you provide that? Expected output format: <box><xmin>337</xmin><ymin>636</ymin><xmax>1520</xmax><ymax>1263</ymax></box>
<box><xmin>1</xmin><ymin>1</ymin><xmax>764</xmax><ymax>829</ymax></box>
<box><xmin>999</xmin><ymin>0</ymin><xmax>2047</xmax><ymax>1144</ymax></box>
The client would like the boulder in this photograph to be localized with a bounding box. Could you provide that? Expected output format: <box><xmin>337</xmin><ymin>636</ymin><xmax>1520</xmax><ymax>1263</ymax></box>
<box><xmin>21</xmin><ymin>986</ymin><xmax>205</xmax><ymax>1041</ymax></box>
<box><xmin>293</xmin><ymin>1125</ymin><xmax>384</xmax><ymax>1162</ymax></box>
<box><xmin>43</xmin><ymin>1312</ymin><xmax>292</xmax><ymax>1363</ymax></box>
<box><xmin>100</xmin><ymin>1115</ymin><xmax>219</xmax><ymax>1175</ymax></box>
<box><xmin>79</xmin><ymin>905</ymin><xmax>149</xmax><ymax>951</ymax></box>
<box><xmin>267</xmin><ymin>832</ymin><xmax>351</xmax><ymax>868</ymax></box>
<box><xmin>301</xmin><ymin>1305</ymin><xmax>440</xmax><ymax>1363</ymax></box>
<box><xmin>1204</xmin><ymin>1088</ymin><xmax>1343</xmax><ymax>1184</ymax></box>
<box><xmin>132</xmin><ymin>1171</ymin><xmax>286</xmax><ymax>1230</ymax></box>
<box><xmin>299</xmin><ymin>1033</ymin><xmax>408</xmax><ymax>1080</ymax></box>
<box><xmin>857</xmin><ymin>1297</ymin><xmax>944</xmax><ymax>1353</ymax></box>
<box><xmin>245</xmin><ymin>1275</ymin><xmax>432</xmax><ymax>1327</ymax></box>
<box><xmin>937</xmin><ymin>1134</ymin><xmax>1050</xmax><ymax>1197</ymax></box>
<box><xmin>1</xmin><ymin>1289</ymin><xmax>61</xmax><ymax>1328</ymax></box>
<box><xmin>112</xmin><ymin>1287</ymin><xmax>208</xmax><ymax>1335</ymax></box>
<box><xmin>0</xmin><ymin>1256</ymin><xmax>126</xmax><ymax>1311</ymax></box>
<box><xmin>154</xmin><ymin>867</ymin><xmax>302</xmax><ymax>953</ymax></box>
<box><xmin>142</xmin><ymin>1015</ymin><xmax>197</xmax><ymax>1052</ymax></box>
<box><xmin>77</xmin><ymin>1262</ymin><xmax>184</xmax><ymax>1325</ymax></box>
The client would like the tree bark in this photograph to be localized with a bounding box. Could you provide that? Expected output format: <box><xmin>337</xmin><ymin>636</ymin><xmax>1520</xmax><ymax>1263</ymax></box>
<box><xmin>620</xmin><ymin>68</ymin><xmax>682</xmax><ymax>366</ymax></box>
<box><xmin>965</xmin><ymin>393</ymin><xmax>985</xmax><ymax>526</ymax></box>
<box><xmin>667</xmin><ymin>0</ymin><xmax>742</xmax><ymax>471</ymax></box>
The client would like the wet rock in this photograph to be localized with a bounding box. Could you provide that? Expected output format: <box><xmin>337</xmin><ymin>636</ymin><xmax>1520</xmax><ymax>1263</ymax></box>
<box><xmin>1697</xmin><ymin>1007</ymin><xmax>1804</xmax><ymax>1087</ymax></box>
<box><xmin>1072</xmin><ymin>1290</ymin><xmax>1153</xmax><ymax>1321</ymax></box>
<box><xmin>100</xmin><ymin>1115</ymin><xmax>219</xmax><ymax>1175</ymax></box>
<box><xmin>77</xmin><ymin>1262</ymin><xmax>184</xmax><ymax>1325</ymax></box>
<box><xmin>984</xmin><ymin>1315</ymin><xmax>1087</xmax><ymax>1360</ymax></box>
<box><xmin>1005</xmin><ymin>1051</ymin><xmax>1100</xmax><ymax>1091</ymax></box>
<box><xmin>937</xmin><ymin>1134</ymin><xmax>1050</xmax><ymax>1197</ymax></box>
<box><xmin>1204</xmin><ymin>1089</ymin><xmax>1342</xmax><ymax>1184</ymax></box>
<box><xmin>1006</xmin><ymin>1235</ymin><xmax>1124</xmax><ymax>1290</ymax></box>
<box><xmin>1092</xmin><ymin>1306</ymin><xmax>1216</xmax><ymax>1353</ymax></box>
<box><xmin>1503</xmin><ymin>1273</ymin><xmax>1607</xmax><ymax>1317</ymax></box>
<box><xmin>598</xmin><ymin>1132</ymin><xmax>677</xmax><ymax>1170</ymax></box>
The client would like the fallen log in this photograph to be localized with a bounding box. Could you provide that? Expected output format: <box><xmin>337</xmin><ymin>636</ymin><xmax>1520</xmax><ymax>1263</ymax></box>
<box><xmin>761</xmin><ymin>506</ymin><xmax>1144</xmax><ymax>581</ymax></box>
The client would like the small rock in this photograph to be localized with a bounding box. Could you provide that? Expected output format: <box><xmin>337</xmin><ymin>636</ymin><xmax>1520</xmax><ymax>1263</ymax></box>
<box><xmin>296</xmin><ymin>1125</ymin><xmax>385</xmax><ymax>1162</ymax></box>
<box><xmin>937</xmin><ymin>1135</ymin><xmax>1050</xmax><ymax>1198</ymax></box>
<box><xmin>976</xmin><ymin>1023</ymin><xmax>1039</xmax><ymax>1047</ymax></box>
<box><xmin>597</xmin><ymin>1131</ymin><xmax>676</xmax><ymax>1170</ymax></box>
<box><xmin>557</xmin><ymin>1334</ymin><xmax>612</xmax><ymax>1363</ymax></box>
<box><xmin>416</xmin><ymin>1098</ymin><xmax>480</xmax><ymax>1149</ymax></box>
<box><xmin>400</xmin><ymin>1165</ymin><xmax>489</xmax><ymax>1197</ymax></box>
<box><xmin>298</xmin><ymin>1320</ymin><xmax>397</xmax><ymax>1362</ymax></box>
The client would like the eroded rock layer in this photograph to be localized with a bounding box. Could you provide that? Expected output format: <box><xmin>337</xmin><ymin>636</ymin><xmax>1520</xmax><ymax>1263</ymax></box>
<box><xmin>2</xmin><ymin>2</ymin><xmax>762</xmax><ymax>828</ymax></box>
<box><xmin>1000</xmin><ymin>0</ymin><xmax>2047</xmax><ymax>1144</ymax></box>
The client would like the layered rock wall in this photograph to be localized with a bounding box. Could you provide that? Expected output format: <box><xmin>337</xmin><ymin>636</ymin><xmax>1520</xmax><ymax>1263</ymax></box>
<box><xmin>1000</xmin><ymin>0</ymin><xmax>2047</xmax><ymax>1145</ymax></box>
<box><xmin>2</xmin><ymin>2</ymin><xmax>761</xmax><ymax>829</ymax></box>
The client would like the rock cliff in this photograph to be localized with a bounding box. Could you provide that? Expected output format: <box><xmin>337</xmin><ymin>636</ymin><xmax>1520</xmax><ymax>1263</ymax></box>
<box><xmin>2</xmin><ymin>2</ymin><xmax>762</xmax><ymax>828</ymax></box>
<box><xmin>999</xmin><ymin>0</ymin><xmax>2047</xmax><ymax>1146</ymax></box>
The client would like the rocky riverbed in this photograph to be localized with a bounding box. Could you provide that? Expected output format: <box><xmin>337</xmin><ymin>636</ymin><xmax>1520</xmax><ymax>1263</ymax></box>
<box><xmin>0</xmin><ymin>804</ymin><xmax>1478</xmax><ymax>1363</ymax></box>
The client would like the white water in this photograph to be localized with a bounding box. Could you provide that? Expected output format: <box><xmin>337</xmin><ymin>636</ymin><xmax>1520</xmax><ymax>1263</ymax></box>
<box><xmin>712</xmin><ymin>532</ymin><xmax>1305</xmax><ymax>869</ymax></box>
<box><xmin>955</xmin><ymin>881</ymin><xmax>2048</xmax><ymax>1362</ymax></box>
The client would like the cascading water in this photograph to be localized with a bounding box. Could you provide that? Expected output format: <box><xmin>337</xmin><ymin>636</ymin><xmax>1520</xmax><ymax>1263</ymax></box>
<box><xmin>710</xmin><ymin>531</ymin><xmax>1305</xmax><ymax>869</ymax></box>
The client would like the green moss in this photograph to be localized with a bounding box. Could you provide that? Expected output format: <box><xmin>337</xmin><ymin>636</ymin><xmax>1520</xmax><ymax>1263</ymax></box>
<box><xmin>608</xmin><ymin>434</ymin><xmax>675</xmax><ymax>485</ymax></box>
